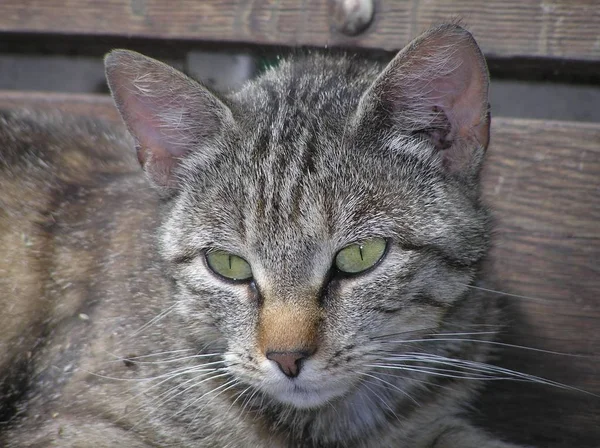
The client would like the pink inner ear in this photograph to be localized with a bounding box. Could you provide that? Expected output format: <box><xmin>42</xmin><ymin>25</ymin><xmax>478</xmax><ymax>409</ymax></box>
<box><xmin>106</xmin><ymin>49</ymin><xmax>232</xmax><ymax>189</ymax></box>
<box><xmin>120</xmin><ymin>96</ymin><xmax>186</xmax><ymax>190</ymax></box>
<box><xmin>143</xmin><ymin>151</ymin><xmax>180</xmax><ymax>189</ymax></box>
<box><xmin>424</xmin><ymin>43</ymin><xmax>488</xmax><ymax>146</ymax></box>
<box><xmin>429</xmin><ymin>63</ymin><xmax>489</xmax><ymax>173</ymax></box>
<box><xmin>124</xmin><ymin>97</ymin><xmax>181</xmax><ymax>187</ymax></box>
<box><xmin>364</xmin><ymin>25</ymin><xmax>491</xmax><ymax>176</ymax></box>
<box><xmin>122</xmin><ymin>94</ymin><xmax>192</xmax><ymax>165</ymax></box>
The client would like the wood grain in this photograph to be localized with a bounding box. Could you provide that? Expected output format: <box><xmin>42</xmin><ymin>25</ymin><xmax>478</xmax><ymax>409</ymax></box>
<box><xmin>480</xmin><ymin>118</ymin><xmax>600</xmax><ymax>445</ymax></box>
<box><xmin>0</xmin><ymin>1</ymin><xmax>599</xmax><ymax>61</ymax></box>
<box><xmin>0</xmin><ymin>91</ymin><xmax>598</xmax><ymax>445</ymax></box>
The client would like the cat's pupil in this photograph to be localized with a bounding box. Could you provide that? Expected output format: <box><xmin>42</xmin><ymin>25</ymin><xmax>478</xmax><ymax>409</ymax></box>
<box><xmin>334</xmin><ymin>238</ymin><xmax>387</xmax><ymax>275</ymax></box>
<box><xmin>205</xmin><ymin>250</ymin><xmax>253</xmax><ymax>281</ymax></box>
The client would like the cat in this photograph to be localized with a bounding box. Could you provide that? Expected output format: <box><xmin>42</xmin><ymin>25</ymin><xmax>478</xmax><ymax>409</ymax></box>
<box><xmin>0</xmin><ymin>24</ymin><xmax>530</xmax><ymax>447</ymax></box>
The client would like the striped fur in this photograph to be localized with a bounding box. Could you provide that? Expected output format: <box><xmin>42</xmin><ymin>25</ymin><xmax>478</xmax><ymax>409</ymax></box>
<box><xmin>1</xmin><ymin>25</ymin><xmax>528</xmax><ymax>447</ymax></box>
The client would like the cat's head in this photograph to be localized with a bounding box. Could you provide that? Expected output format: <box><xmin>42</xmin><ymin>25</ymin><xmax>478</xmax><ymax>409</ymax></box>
<box><xmin>105</xmin><ymin>24</ymin><xmax>490</xmax><ymax>410</ymax></box>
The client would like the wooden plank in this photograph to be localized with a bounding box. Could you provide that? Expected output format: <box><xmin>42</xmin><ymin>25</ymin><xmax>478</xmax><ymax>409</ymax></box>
<box><xmin>479</xmin><ymin>118</ymin><xmax>600</xmax><ymax>443</ymax></box>
<box><xmin>0</xmin><ymin>1</ymin><xmax>599</xmax><ymax>61</ymax></box>
<box><xmin>0</xmin><ymin>91</ymin><xmax>119</xmax><ymax>122</ymax></box>
<box><xmin>0</xmin><ymin>91</ymin><xmax>599</xmax><ymax>444</ymax></box>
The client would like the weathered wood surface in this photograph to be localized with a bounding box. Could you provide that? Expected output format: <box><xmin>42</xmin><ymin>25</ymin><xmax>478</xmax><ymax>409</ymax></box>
<box><xmin>0</xmin><ymin>91</ymin><xmax>599</xmax><ymax>445</ymax></box>
<box><xmin>480</xmin><ymin>118</ymin><xmax>600</xmax><ymax>446</ymax></box>
<box><xmin>1</xmin><ymin>1</ymin><xmax>599</xmax><ymax>61</ymax></box>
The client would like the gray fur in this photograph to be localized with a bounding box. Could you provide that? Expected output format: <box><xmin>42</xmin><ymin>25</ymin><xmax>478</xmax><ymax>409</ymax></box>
<box><xmin>1</xmin><ymin>25</ymin><xmax>528</xmax><ymax>447</ymax></box>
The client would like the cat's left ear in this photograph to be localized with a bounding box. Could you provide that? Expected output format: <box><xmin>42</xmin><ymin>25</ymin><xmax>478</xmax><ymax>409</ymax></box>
<box><xmin>356</xmin><ymin>24</ymin><xmax>490</xmax><ymax>180</ymax></box>
<box><xmin>105</xmin><ymin>50</ymin><xmax>234</xmax><ymax>192</ymax></box>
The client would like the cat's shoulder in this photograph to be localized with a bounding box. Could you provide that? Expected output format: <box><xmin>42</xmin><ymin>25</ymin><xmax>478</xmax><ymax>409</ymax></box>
<box><xmin>0</xmin><ymin>107</ymin><xmax>137</xmax><ymax>184</ymax></box>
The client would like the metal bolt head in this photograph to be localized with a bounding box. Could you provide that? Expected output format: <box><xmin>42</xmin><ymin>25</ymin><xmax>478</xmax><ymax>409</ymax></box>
<box><xmin>328</xmin><ymin>0</ymin><xmax>375</xmax><ymax>37</ymax></box>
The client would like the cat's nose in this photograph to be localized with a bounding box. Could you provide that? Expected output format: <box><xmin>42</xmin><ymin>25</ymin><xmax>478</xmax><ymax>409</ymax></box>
<box><xmin>266</xmin><ymin>350</ymin><xmax>313</xmax><ymax>378</ymax></box>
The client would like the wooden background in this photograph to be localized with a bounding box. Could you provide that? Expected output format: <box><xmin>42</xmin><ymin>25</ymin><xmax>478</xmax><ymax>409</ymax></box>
<box><xmin>0</xmin><ymin>0</ymin><xmax>599</xmax><ymax>60</ymax></box>
<box><xmin>0</xmin><ymin>0</ymin><xmax>599</xmax><ymax>446</ymax></box>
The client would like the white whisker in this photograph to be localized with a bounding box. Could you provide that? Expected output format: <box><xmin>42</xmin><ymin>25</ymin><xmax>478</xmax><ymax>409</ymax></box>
<box><xmin>126</xmin><ymin>371</ymin><xmax>232</xmax><ymax>433</ymax></box>
<box><xmin>367</xmin><ymin>363</ymin><xmax>495</xmax><ymax>381</ymax></box>
<box><xmin>128</xmin><ymin>304</ymin><xmax>177</xmax><ymax>338</ymax></box>
<box><xmin>380</xmin><ymin>338</ymin><xmax>594</xmax><ymax>358</ymax></box>
<box><xmin>114</xmin><ymin>353</ymin><xmax>224</xmax><ymax>365</ymax></box>
<box><xmin>118</xmin><ymin>368</ymin><xmax>226</xmax><ymax>423</ymax></box>
<box><xmin>372</xmin><ymin>368</ymin><xmax>453</xmax><ymax>391</ymax></box>
<box><xmin>143</xmin><ymin>368</ymin><xmax>228</xmax><ymax>410</ymax></box>
<box><xmin>240</xmin><ymin>386</ymin><xmax>262</xmax><ymax>416</ymax></box>
<box><xmin>464</xmin><ymin>284</ymin><xmax>551</xmax><ymax>303</ymax></box>
<box><xmin>183</xmin><ymin>379</ymin><xmax>242</xmax><ymax>434</ymax></box>
<box><xmin>359</xmin><ymin>371</ymin><xmax>419</xmax><ymax>406</ymax></box>
<box><xmin>80</xmin><ymin>360</ymin><xmax>223</xmax><ymax>383</ymax></box>
<box><xmin>227</xmin><ymin>385</ymin><xmax>253</xmax><ymax>414</ymax></box>
<box><xmin>105</xmin><ymin>349</ymin><xmax>195</xmax><ymax>361</ymax></box>
<box><xmin>174</xmin><ymin>376</ymin><xmax>237</xmax><ymax>420</ymax></box>
<box><xmin>373</xmin><ymin>353</ymin><xmax>599</xmax><ymax>397</ymax></box>
<box><xmin>358</xmin><ymin>377</ymin><xmax>403</xmax><ymax>421</ymax></box>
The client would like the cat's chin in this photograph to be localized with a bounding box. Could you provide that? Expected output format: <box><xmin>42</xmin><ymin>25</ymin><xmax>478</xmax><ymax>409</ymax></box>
<box><xmin>265</xmin><ymin>381</ymin><xmax>348</xmax><ymax>410</ymax></box>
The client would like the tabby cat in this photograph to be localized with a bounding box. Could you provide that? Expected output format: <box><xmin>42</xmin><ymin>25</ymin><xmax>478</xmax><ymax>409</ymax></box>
<box><xmin>0</xmin><ymin>24</ymin><xmax>529</xmax><ymax>447</ymax></box>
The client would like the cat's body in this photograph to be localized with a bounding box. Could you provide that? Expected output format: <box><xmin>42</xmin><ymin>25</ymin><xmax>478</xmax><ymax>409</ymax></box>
<box><xmin>1</xmin><ymin>25</ymin><xmax>526</xmax><ymax>447</ymax></box>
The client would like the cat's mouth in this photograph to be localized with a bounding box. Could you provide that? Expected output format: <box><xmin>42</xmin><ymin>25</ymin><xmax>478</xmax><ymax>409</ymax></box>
<box><xmin>267</xmin><ymin>382</ymin><xmax>346</xmax><ymax>409</ymax></box>
<box><xmin>227</xmin><ymin>354</ymin><xmax>352</xmax><ymax>409</ymax></box>
<box><xmin>259</xmin><ymin>371</ymin><xmax>351</xmax><ymax>409</ymax></box>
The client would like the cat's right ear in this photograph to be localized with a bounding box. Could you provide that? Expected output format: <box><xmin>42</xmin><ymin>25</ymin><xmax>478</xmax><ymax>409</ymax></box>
<box><xmin>105</xmin><ymin>50</ymin><xmax>234</xmax><ymax>192</ymax></box>
<box><xmin>355</xmin><ymin>24</ymin><xmax>490</xmax><ymax>181</ymax></box>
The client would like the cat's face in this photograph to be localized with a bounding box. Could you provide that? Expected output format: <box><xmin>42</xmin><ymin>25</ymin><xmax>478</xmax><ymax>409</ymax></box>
<box><xmin>106</xmin><ymin>24</ymin><xmax>490</xmax><ymax>410</ymax></box>
<box><xmin>160</xmin><ymin>128</ymin><xmax>488</xmax><ymax>408</ymax></box>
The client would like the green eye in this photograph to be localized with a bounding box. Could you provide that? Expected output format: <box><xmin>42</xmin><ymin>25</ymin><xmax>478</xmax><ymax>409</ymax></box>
<box><xmin>206</xmin><ymin>250</ymin><xmax>253</xmax><ymax>281</ymax></box>
<box><xmin>335</xmin><ymin>238</ymin><xmax>387</xmax><ymax>274</ymax></box>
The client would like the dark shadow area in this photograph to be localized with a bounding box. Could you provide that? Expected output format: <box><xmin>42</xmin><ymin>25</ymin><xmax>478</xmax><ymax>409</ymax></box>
<box><xmin>474</xmin><ymin>295</ymin><xmax>600</xmax><ymax>448</ymax></box>
<box><xmin>1</xmin><ymin>32</ymin><xmax>600</xmax><ymax>122</ymax></box>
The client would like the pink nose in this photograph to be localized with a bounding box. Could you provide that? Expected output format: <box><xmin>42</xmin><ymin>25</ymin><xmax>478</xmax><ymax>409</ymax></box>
<box><xmin>266</xmin><ymin>350</ymin><xmax>312</xmax><ymax>378</ymax></box>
